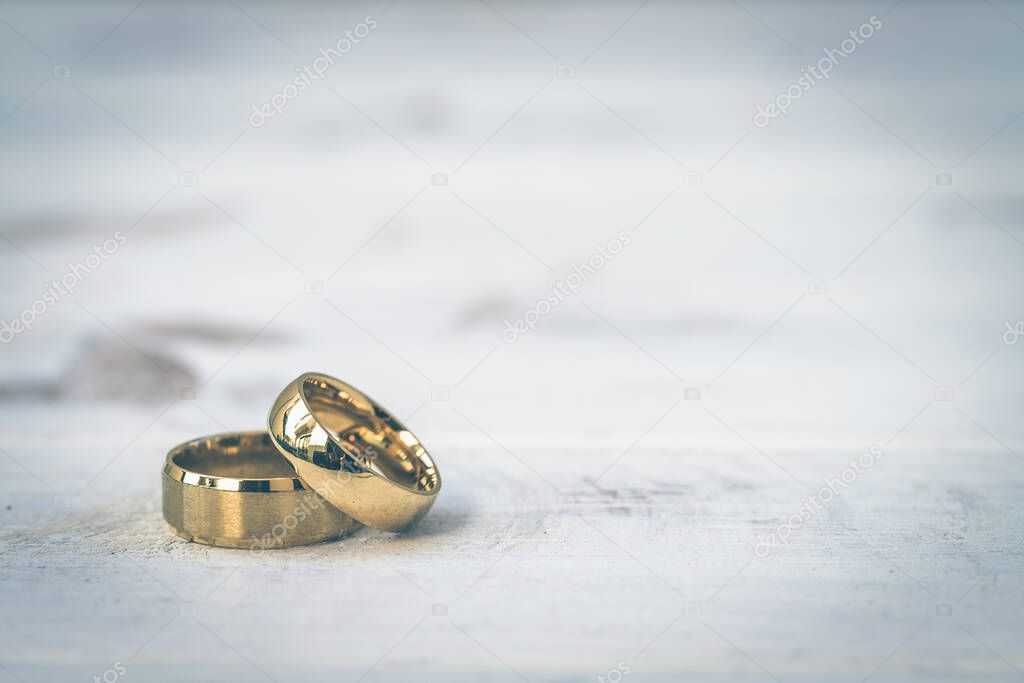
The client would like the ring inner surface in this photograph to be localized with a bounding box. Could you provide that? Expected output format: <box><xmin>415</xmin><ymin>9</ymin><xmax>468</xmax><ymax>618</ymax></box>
<box><xmin>301</xmin><ymin>376</ymin><xmax>439</xmax><ymax>494</ymax></box>
<box><xmin>173</xmin><ymin>433</ymin><xmax>296</xmax><ymax>480</ymax></box>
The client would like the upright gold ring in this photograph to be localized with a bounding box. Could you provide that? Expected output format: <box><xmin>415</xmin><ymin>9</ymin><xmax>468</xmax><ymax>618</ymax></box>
<box><xmin>267</xmin><ymin>372</ymin><xmax>441</xmax><ymax>532</ymax></box>
<box><xmin>162</xmin><ymin>430</ymin><xmax>360</xmax><ymax>549</ymax></box>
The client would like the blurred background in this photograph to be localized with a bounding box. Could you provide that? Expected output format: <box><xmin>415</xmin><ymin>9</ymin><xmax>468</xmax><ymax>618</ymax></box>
<box><xmin>1</xmin><ymin>1</ymin><xmax>1023</xmax><ymax>681</ymax></box>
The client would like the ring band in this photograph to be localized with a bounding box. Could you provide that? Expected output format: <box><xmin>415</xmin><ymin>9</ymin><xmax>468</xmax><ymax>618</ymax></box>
<box><xmin>162</xmin><ymin>431</ymin><xmax>360</xmax><ymax>549</ymax></box>
<box><xmin>267</xmin><ymin>372</ymin><xmax>441</xmax><ymax>532</ymax></box>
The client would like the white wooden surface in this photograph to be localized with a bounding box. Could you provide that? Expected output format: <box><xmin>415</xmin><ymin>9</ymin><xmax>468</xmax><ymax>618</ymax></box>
<box><xmin>2</xmin><ymin>1</ymin><xmax>1024</xmax><ymax>681</ymax></box>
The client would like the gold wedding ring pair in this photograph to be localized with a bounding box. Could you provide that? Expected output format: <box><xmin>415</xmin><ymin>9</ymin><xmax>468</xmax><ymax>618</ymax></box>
<box><xmin>162</xmin><ymin>372</ymin><xmax>441</xmax><ymax>549</ymax></box>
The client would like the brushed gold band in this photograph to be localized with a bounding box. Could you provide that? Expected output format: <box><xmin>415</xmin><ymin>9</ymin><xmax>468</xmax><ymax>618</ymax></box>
<box><xmin>162</xmin><ymin>431</ymin><xmax>360</xmax><ymax>549</ymax></box>
<box><xmin>268</xmin><ymin>372</ymin><xmax>441</xmax><ymax>532</ymax></box>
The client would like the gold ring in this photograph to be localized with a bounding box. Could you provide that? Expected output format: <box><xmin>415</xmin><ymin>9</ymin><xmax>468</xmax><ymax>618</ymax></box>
<box><xmin>267</xmin><ymin>372</ymin><xmax>441</xmax><ymax>532</ymax></box>
<box><xmin>162</xmin><ymin>430</ymin><xmax>360</xmax><ymax>549</ymax></box>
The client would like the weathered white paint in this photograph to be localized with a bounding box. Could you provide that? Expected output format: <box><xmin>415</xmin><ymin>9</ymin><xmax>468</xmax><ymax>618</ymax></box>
<box><xmin>2</xmin><ymin>1</ymin><xmax>1023</xmax><ymax>680</ymax></box>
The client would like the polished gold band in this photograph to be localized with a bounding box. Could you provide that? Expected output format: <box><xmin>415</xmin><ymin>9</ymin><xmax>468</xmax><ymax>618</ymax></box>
<box><xmin>162</xmin><ymin>431</ymin><xmax>360</xmax><ymax>549</ymax></box>
<box><xmin>268</xmin><ymin>372</ymin><xmax>441</xmax><ymax>532</ymax></box>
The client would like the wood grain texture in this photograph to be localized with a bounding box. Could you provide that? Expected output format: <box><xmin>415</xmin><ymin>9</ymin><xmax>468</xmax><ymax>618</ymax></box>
<box><xmin>2</xmin><ymin>1</ymin><xmax>1023</xmax><ymax>681</ymax></box>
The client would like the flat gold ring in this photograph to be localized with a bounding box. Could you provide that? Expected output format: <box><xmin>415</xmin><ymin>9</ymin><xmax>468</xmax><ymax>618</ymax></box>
<box><xmin>162</xmin><ymin>430</ymin><xmax>360</xmax><ymax>549</ymax></box>
<box><xmin>267</xmin><ymin>372</ymin><xmax>441</xmax><ymax>532</ymax></box>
